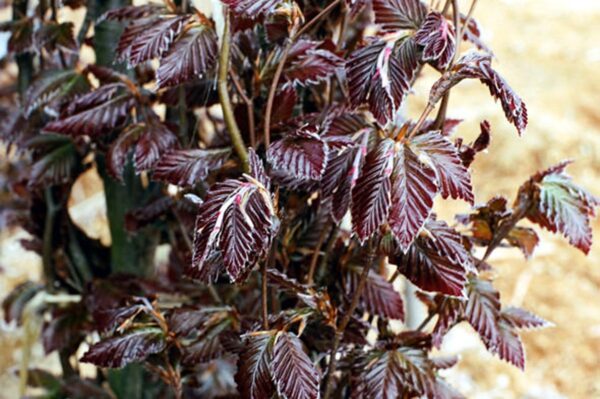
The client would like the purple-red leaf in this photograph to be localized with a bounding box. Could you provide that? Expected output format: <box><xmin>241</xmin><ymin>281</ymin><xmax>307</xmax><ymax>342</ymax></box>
<box><xmin>465</xmin><ymin>279</ymin><xmax>501</xmax><ymax>344</ymax></box>
<box><xmin>107</xmin><ymin>124</ymin><xmax>143</xmax><ymax>181</ymax></box>
<box><xmin>393</xmin><ymin>241</ymin><xmax>467</xmax><ymax>297</ymax></box>
<box><xmin>182</xmin><ymin>336</ymin><xmax>224</xmax><ymax>366</ymax></box>
<box><xmin>322</xmin><ymin>132</ymin><xmax>368</xmax><ymax>222</ymax></box>
<box><xmin>351</xmin><ymin>138</ymin><xmax>395</xmax><ymax>242</ymax></box>
<box><xmin>152</xmin><ymin>148</ymin><xmax>231</xmax><ymax>187</ymax></box>
<box><xmin>122</xmin><ymin>16</ymin><xmax>188</xmax><ymax>66</ymax></box>
<box><xmin>347</xmin><ymin>266</ymin><xmax>404</xmax><ymax>320</ymax></box>
<box><xmin>460</xmin><ymin>14</ymin><xmax>492</xmax><ymax>54</ymax></box>
<box><xmin>156</xmin><ymin>24</ymin><xmax>218</xmax><ymax>88</ymax></box>
<box><xmin>458</xmin><ymin>120</ymin><xmax>491</xmax><ymax>167</ymax></box>
<box><xmin>236</xmin><ymin>331</ymin><xmax>276</xmax><ymax>399</ymax></box>
<box><xmin>360</xmin><ymin>348</ymin><xmax>435</xmax><ymax>399</ymax></box>
<box><xmin>284</xmin><ymin>41</ymin><xmax>344</xmax><ymax>87</ymax></box>
<box><xmin>27</xmin><ymin>134</ymin><xmax>78</xmax><ymax>187</ymax></box>
<box><xmin>271</xmin><ymin>331</ymin><xmax>320</xmax><ymax>399</ymax></box>
<box><xmin>100</xmin><ymin>4</ymin><xmax>165</xmax><ymax>22</ymax></box>
<box><xmin>410</xmin><ymin>130</ymin><xmax>473</xmax><ymax>204</ymax></box>
<box><xmin>416</xmin><ymin>292</ymin><xmax>465</xmax><ymax>347</ymax></box>
<box><xmin>526</xmin><ymin>162</ymin><xmax>599</xmax><ymax>254</ymax></box>
<box><xmin>222</xmin><ymin>0</ymin><xmax>282</xmax><ymax>18</ymax></box>
<box><xmin>414</xmin><ymin>11</ymin><xmax>456</xmax><ymax>69</ymax></box>
<box><xmin>372</xmin><ymin>0</ymin><xmax>427</xmax><ymax>32</ymax></box>
<box><xmin>107</xmin><ymin>122</ymin><xmax>178</xmax><ymax>181</ymax></box>
<box><xmin>44</xmin><ymin>84</ymin><xmax>135</xmax><ymax>137</ymax></box>
<box><xmin>435</xmin><ymin>53</ymin><xmax>528</xmax><ymax>135</ymax></box>
<box><xmin>80</xmin><ymin>328</ymin><xmax>165</xmax><ymax>368</ymax></box>
<box><xmin>501</xmin><ymin>307</ymin><xmax>552</xmax><ymax>330</ymax></box>
<box><xmin>25</xmin><ymin>69</ymin><xmax>90</xmax><ymax>117</ymax></box>
<box><xmin>424</xmin><ymin>218</ymin><xmax>474</xmax><ymax>272</ymax></box>
<box><xmin>267</xmin><ymin>127</ymin><xmax>328</xmax><ymax>181</ymax></box>
<box><xmin>134</xmin><ymin>122</ymin><xmax>178</xmax><ymax>172</ymax></box>
<box><xmin>346</xmin><ymin>38</ymin><xmax>417</xmax><ymax>124</ymax></box>
<box><xmin>484</xmin><ymin>320</ymin><xmax>525</xmax><ymax>370</ymax></box>
<box><xmin>248</xmin><ymin>148</ymin><xmax>271</xmax><ymax>189</ymax></box>
<box><xmin>191</xmin><ymin>178</ymin><xmax>275</xmax><ymax>283</ymax></box>
<box><xmin>388</xmin><ymin>144</ymin><xmax>437</xmax><ymax>251</ymax></box>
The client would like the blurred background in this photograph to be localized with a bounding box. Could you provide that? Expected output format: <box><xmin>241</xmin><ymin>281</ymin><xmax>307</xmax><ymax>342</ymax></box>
<box><xmin>1</xmin><ymin>0</ymin><xmax>600</xmax><ymax>398</ymax></box>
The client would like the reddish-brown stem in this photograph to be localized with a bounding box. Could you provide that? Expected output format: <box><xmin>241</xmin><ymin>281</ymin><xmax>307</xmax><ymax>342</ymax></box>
<box><xmin>323</xmin><ymin>239</ymin><xmax>376</xmax><ymax>399</ymax></box>
<box><xmin>433</xmin><ymin>0</ymin><xmax>460</xmax><ymax>130</ymax></box>
<box><xmin>306</xmin><ymin>224</ymin><xmax>330</xmax><ymax>285</ymax></box>
<box><xmin>263</xmin><ymin>0</ymin><xmax>342</xmax><ymax>147</ymax></box>
<box><xmin>263</xmin><ymin>42</ymin><xmax>292</xmax><ymax>148</ymax></box>
<box><xmin>261</xmin><ymin>261</ymin><xmax>269</xmax><ymax>329</ymax></box>
<box><xmin>416</xmin><ymin>312</ymin><xmax>435</xmax><ymax>331</ymax></box>
<box><xmin>405</xmin><ymin>103</ymin><xmax>435</xmax><ymax>140</ymax></box>
<box><xmin>455</xmin><ymin>0</ymin><xmax>480</xmax><ymax>65</ymax></box>
<box><xmin>230</xmin><ymin>70</ymin><xmax>256</xmax><ymax>148</ymax></box>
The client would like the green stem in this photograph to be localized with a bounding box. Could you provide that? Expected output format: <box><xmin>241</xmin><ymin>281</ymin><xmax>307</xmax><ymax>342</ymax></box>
<box><xmin>218</xmin><ymin>11</ymin><xmax>250</xmax><ymax>173</ymax></box>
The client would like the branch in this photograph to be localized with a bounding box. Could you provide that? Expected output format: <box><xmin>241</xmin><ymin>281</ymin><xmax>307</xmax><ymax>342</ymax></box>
<box><xmin>218</xmin><ymin>10</ymin><xmax>250</xmax><ymax>173</ymax></box>
<box><xmin>432</xmin><ymin>0</ymin><xmax>460</xmax><ymax>130</ymax></box>
<box><xmin>42</xmin><ymin>188</ymin><xmax>59</xmax><ymax>285</ymax></box>
<box><xmin>478</xmin><ymin>191</ymin><xmax>532</xmax><ymax>266</ymax></box>
<box><xmin>263</xmin><ymin>0</ymin><xmax>342</xmax><ymax>147</ymax></box>
<box><xmin>230</xmin><ymin>70</ymin><xmax>256</xmax><ymax>148</ymax></box>
<box><xmin>306</xmin><ymin>223</ymin><xmax>330</xmax><ymax>285</ymax></box>
<box><xmin>261</xmin><ymin>262</ymin><xmax>269</xmax><ymax>329</ymax></box>
<box><xmin>323</xmin><ymin>239</ymin><xmax>376</xmax><ymax>399</ymax></box>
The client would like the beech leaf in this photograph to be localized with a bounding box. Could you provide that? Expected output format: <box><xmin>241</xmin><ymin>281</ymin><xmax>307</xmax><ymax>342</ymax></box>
<box><xmin>414</xmin><ymin>11</ymin><xmax>456</xmax><ymax>69</ymax></box>
<box><xmin>372</xmin><ymin>0</ymin><xmax>427</xmax><ymax>32</ymax></box>
<box><xmin>236</xmin><ymin>331</ymin><xmax>276</xmax><ymax>399</ymax></box>
<box><xmin>124</xmin><ymin>16</ymin><xmax>189</xmax><ymax>66</ymax></box>
<box><xmin>347</xmin><ymin>266</ymin><xmax>404</xmax><ymax>320</ymax></box>
<box><xmin>526</xmin><ymin>162</ymin><xmax>599</xmax><ymax>254</ymax></box>
<box><xmin>156</xmin><ymin>24</ymin><xmax>218</xmax><ymax>88</ymax></box>
<box><xmin>388</xmin><ymin>143</ymin><xmax>437</xmax><ymax>251</ymax></box>
<box><xmin>271</xmin><ymin>331</ymin><xmax>320</xmax><ymax>399</ymax></box>
<box><xmin>152</xmin><ymin>148</ymin><xmax>231</xmax><ymax>187</ymax></box>
<box><xmin>80</xmin><ymin>328</ymin><xmax>166</xmax><ymax>368</ymax></box>
<box><xmin>351</xmin><ymin>138</ymin><xmax>395</xmax><ymax>242</ymax></box>
<box><xmin>411</xmin><ymin>130</ymin><xmax>474</xmax><ymax>204</ymax></box>
<box><xmin>267</xmin><ymin>127</ymin><xmax>328</xmax><ymax>181</ymax></box>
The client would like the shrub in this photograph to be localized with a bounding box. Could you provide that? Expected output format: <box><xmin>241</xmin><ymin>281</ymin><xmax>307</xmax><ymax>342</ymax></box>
<box><xmin>1</xmin><ymin>0</ymin><xmax>598</xmax><ymax>398</ymax></box>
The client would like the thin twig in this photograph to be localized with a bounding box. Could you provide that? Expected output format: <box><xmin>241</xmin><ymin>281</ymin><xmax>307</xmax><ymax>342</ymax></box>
<box><xmin>178</xmin><ymin>86</ymin><xmax>189</xmax><ymax>146</ymax></box>
<box><xmin>405</xmin><ymin>103</ymin><xmax>435</xmax><ymax>140</ymax></box>
<box><xmin>323</xmin><ymin>239</ymin><xmax>376</xmax><ymax>399</ymax></box>
<box><xmin>455</xmin><ymin>0</ymin><xmax>480</xmax><ymax>65</ymax></box>
<box><xmin>433</xmin><ymin>0</ymin><xmax>460</xmax><ymax>130</ymax></box>
<box><xmin>42</xmin><ymin>188</ymin><xmax>59</xmax><ymax>285</ymax></box>
<box><xmin>306</xmin><ymin>224</ymin><xmax>330</xmax><ymax>285</ymax></box>
<box><xmin>218</xmin><ymin>10</ymin><xmax>250</xmax><ymax>173</ymax></box>
<box><xmin>230</xmin><ymin>70</ymin><xmax>256</xmax><ymax>148</ymax></box>
<box><xmin>294</xmin><ymin>0</ymin><xmax>342</xmax><ymax>39</ymax></box>
<box><xmin>416</xmin><ymin>313</ymin><xmax>435</xmax><ymax>331</ymax></box>
<box><xmin>171</xmin><ymin>209</ymin><xmax>223</xmax><ymax>304</ymax></box>
<box><xmin>263</xmin><ymin>0</ymin><xmax>342</xmax><ymax>147</ymax></box>
<box><xmin>261</xmin><ymin>262</ymin><xmax>269</xmax><ymax>329</ymax></box>
<box><xmin>263</xmin><ymin>42</ymin><xmax>292</xmax><ymax>148</ymax></box>
<box><xmin>315</xmin><ymin>225</ymin><xmax>339</xmax><ymax>282</ymax></box>
<box><xmin>261</xmin><ymin>244</ymin><xmax>277</xmax><ymax>330</ymax></box>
